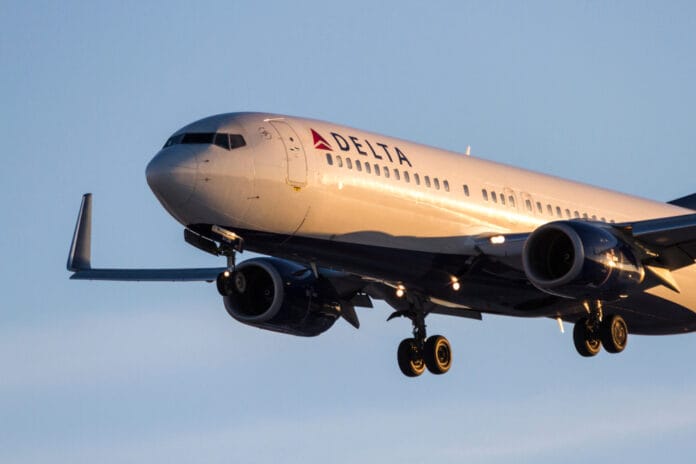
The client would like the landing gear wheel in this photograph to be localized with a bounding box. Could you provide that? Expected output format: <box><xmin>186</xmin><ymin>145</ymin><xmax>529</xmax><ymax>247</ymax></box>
<box><xmin>600</xmin><ymin>314</ymin><xmax>628</xmax><ymax>354</ymax></box>
<box><xmin>573</xmin><ymin>318</ymin><xmax>601</xmax><ymax>357</ymax></box>
<box><xmin>424</xmin><ymin>335</ymin><xmax>452</xmax><ymax>374</ymax></box>
<box><xmin>216</xmin><ymin>271</ymin><xmax>234</xmax><ymax>296</ymax></box>
<box><xmin>397</xmin><ymin>338</ymin><xmax>425</xmax><ymax>377</ymax></box>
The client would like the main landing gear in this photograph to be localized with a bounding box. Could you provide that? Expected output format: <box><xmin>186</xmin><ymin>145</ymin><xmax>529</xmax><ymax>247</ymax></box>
<box><xmin>390</xmin><ymin>300</ymin><xmax>453</xmax><ymax>377</ymax></box>
<box><xmin>572</xmin><ymin>300</ymin><xmax>628</xmax><ymax>357</ymax></box>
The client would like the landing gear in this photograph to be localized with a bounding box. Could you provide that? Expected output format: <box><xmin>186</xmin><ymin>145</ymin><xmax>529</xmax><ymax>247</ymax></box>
<box><xmin>573</xmin><ymin>318</ymin><xmax>601</xmax><ymax>357</ymax></box>
<box><xmin>600</xmin><ymin>314</ymin><xmax>628</xmax><ymax>353</ymax></box>
<box><xmin>216</xmin><ymin>268</ymin><xmax>247</xmax><ymax>297</ymax></box>
<box><xmin>215</xmin><ymin>229</ymin><xmax>245</xmax><ymax>297</ymax></box>
<box><xmin>391</xmin><ymin>298</ymin><xmax>453</xmax><ymax>377</ymax></box>
<box><xmin>572</xmin><ymin>301</ymin><xmax>628</xmax><ymax>357</ymax></box>
<box><xmin>397</xmin><ymin>338</ymin><xmax>426</xmax><ymax>377</ymax></box>
<box><xmin>424</xmin><ymin>335</ymin><xmax>452</xmax><ymax>374</ymax></box>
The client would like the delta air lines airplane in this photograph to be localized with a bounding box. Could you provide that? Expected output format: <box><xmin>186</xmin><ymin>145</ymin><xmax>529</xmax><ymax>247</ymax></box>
<box><xmin>68</xmin><ymin>112</ymin><xmax>696</xmax><ymax>377</ymax></box>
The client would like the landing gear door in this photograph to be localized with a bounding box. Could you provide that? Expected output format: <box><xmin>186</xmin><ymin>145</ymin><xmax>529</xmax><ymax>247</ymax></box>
<box><xmin>269</xmin><ymin>120</ymin><xmax>307</xmax><ymax>187</ymax></box>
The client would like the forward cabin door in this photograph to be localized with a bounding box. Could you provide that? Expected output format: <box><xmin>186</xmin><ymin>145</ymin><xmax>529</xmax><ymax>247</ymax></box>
<box><xmin>269</xmin><ymin>120</ymin><xmax>307</xmax><ymax>187</ymax></box>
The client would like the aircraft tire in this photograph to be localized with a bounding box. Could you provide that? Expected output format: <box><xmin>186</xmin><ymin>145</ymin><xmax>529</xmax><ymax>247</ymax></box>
<box><xmin>424</xmin><ymin>335</ymin><xmax>452</xmax><ymax>374</ymax></box>
<box><xmin>573</xmin><ymin>318</ymin><xmax>601</xmax><ymax>357</ymax></box>
<box><xmin>600</xmin><ymin>314</ymin><xmax>628</xmax><ymax>354</ymax></box>
<box><xmin>397</xmin><ymin>338</ymin><xmax>426</xmax><ymax>377</ymax></box>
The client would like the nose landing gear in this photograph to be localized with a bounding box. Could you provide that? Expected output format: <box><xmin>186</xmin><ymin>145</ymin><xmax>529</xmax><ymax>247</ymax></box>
<box><xmin>213</xmin><ymin>227</ymin><xmax>245</xmax><ymax>297</ymax></box>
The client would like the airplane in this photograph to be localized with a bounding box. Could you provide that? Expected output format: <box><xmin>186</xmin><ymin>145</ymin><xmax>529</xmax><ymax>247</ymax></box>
<box><xmin>67</xmin><ymin>112</ymin><xmax>696</xmax><ymax>377</ymax></box>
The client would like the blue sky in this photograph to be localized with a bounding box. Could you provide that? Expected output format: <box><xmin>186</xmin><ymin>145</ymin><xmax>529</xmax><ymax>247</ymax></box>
<box><xmin>2</xmin><ymin>1</ymin><xmax>696</xmax><ymax>462</ymax></box>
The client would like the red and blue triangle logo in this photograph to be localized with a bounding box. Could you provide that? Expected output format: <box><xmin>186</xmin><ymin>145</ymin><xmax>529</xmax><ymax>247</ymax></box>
<box><xmin>311</xmin><ymin>129</ymin><xmax>332</xmax><ymax>151</ymax></box>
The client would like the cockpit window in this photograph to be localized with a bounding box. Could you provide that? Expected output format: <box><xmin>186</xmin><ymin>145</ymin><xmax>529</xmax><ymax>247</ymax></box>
<box><xmin>214</xmin><ymin>133</ymin><xmax>229</xmax><ymax>149</ymax></box>
<box><xmin>163</xmin><ymin>134</ymin><xmax>183</xmax><ymax>148</ymax></box>
<box><xmin>229</xmin><ymin>134</ymin><xmax>246</xmax><ymax>149</ymax></box>
<box><xmin>182</xmin><ymin>133</ymin><xmax>215</xmax><ymax>144</ymax></box>
<box><xmin>163</xmin><ymin>132</ymin><xmax>246</xmax><ymax>150</ymax></box>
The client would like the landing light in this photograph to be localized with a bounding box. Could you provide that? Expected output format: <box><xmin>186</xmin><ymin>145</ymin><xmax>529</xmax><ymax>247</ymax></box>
<box><xmin>396</xmin><ymin>285</ymin><xmax>406</xmax><ymax>298</ymax></box>
<box><xmin>223</xmin><ymin>270</ymin><xmax>231</xmax><ymax>278</ymax></box>
<box><xmin>490</xmin><ymin>235</ymin><xmax>505</xmax><ymax>245</ymax></box>
<box><xmin>451</xmin><ymin>278</ymin><xmax>461</xmax><ymax>291</ymax></box>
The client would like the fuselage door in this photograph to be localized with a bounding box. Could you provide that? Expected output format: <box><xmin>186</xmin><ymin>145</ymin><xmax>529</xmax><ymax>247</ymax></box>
<box><xmin>269</xmin><ymin>120</ymin><xmax>307</xmax><ymax>187</ymax></box>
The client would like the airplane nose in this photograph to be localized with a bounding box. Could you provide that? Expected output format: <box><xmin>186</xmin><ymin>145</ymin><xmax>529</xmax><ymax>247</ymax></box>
<box><xmin>146</xmin><ymin>146</ymin><xmax>199</xmax><ymax>209</ymax></box>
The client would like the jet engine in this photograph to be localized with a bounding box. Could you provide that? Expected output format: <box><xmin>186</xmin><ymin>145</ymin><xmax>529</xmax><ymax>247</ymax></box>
<box><xmin>522</xmin><ymin>221</ymin><xmax>645</xmax><ymax>300</ymax></box>
<box><xmin>221</xmin><ymin>258</ymin><xmax>341</xmax><ymax>336</ymax></box>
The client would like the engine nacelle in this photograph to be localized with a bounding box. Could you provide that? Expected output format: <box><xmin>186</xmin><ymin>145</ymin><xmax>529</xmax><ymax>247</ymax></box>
<box><xmin>223</xmin><ymin>258</ymin><xmax>340</xmax><ymax>337</ymax></box>
<box><xmin>522</xmin><ymin>221</ymin><xmax>645</xmax><ymax>300</ymax></box>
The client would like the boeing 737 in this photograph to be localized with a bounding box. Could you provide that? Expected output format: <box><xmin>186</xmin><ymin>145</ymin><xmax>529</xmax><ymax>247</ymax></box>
<box><xmin>67</xmin><ymin>112</ymin><xmax>696</xmax><ymax>377</ymax></box>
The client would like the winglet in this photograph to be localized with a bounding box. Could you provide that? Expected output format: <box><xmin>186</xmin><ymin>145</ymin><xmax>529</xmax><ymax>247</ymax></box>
<box><xmin>67</xmin><ymin>193</ymin><xmax>92</xmax><ymax>271</ymax></box>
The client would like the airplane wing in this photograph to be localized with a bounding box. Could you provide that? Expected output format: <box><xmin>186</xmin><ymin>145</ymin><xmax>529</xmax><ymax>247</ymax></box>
<box><xmin>67</xmin><ymin>194</ymin><xmax>225</xmax><ymax>281</ymax></box>
<box><xmin>615</xmin><ymin>213</ymin><xmax>696</xmax><ymax>270</ymax></box>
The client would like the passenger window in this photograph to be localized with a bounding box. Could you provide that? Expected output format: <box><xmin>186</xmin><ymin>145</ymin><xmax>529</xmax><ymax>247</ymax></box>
<box><xmin>601</xmin><ymin>217</ymin><xmax>606</xmax><ymax>222</ymax></box>
<box><xmin>525</xmin><ymin>199</ymin><xmax>532</xmax><ymax>211</ymax></box>
<box><xmin>565</xmin><ymin>209</ymin><xmax>571</xmax><ymax>218</ymax></box>
<box><xmin>500</xmin><ymin>193</ymin><xmax>506</xmax><ymax>205</ymax></box>
<box><xmin>374</xmin><ymin>164</ymin><xmax>380</xmax><ymax>175</ymax></box>
<box><xmin>365</xmin><ymin>163</ymin><xmax>371</xmax><ymax>174</ymax></box>
<box><xmin>482</xmin><ymin>189</ymin><xmax>489</xmax><ymax>201</ymax></box>
<box><xmin>444</xmin><ymin>180</ymin><xmax>449</xmax><ymax>192</ymax></box>
<box><xmin>536</xmin><ymin>202</ymin><xmax>543</xmax><ymax>214</ymax></box>
<box><xmin>547</xmin><ymin>204</ymin><xmax>553</xmax><ymax>215</ymax></box>
<box><xmin>214</xmin><ymin>133</ymin><xmax>230</xmax><ymax>150</ymax></box>
<box><xmin>591</xmin><ymin>215</ymin><xmax>597</xmax><ymax>221</ymax></box>
<box><xmin>326</xmin><ymin>153</ymin><xmax>333</xmax><ymax>165</ymax></box>
<box><xmin>384</xmin><ymin>166</ymin><xmax>390</xmax><ymax>178</ymax></box>
<box><xmin>574</xmin><ymin>211</ymin><xmax>580</xmax><ymax>218</ymax></box>
<box><xmin>229</xmin><ymin>134</ymin><xmax>246</xmax><ymax>149</ymax></box>
<box><xmin>434</xmin><ymin>178</ymin><xmax>440</xmax><ymax>190</ymax></box>
<box><xmin>583</xmin><ymin>213</ymin><xmax>589</xmax><ymax>219</ymax></box>
<box><xmin>356</xmin><ymin>160</ymin><xmax>362</xmax><ymax>171</ymax></box>
<box><xmin>404</xmin><ymin>171</ymin><xmax>410</xmax><ymax>183</ymax></box>
<box><xmin>509</xmin><ymin>195</ymin><xmax>515</xmax><ymax>207</ymax></box>
<box><xmin>463</xmin><ymin>185</ymin><xmax>470</xmax><ymax>196</ymax></box>
<box><xmin>346</xmin><ymin>158</ymin><xmax>353</xmax><ymax>169</ymax></box>
<box><xmin>425</xmin><ymin>176</ymin><xmax>431</xmax><ymax>188</ymax></box>
<box><xmin>556</xmin><ymin>206</ymin><xmax>562</xmax><ymax>217</ymax></box>
<box><xmin>491</xmin><ymin>191</ymin><xmax>498</xmax><ymax>203</ymax></box>
<box><xmin>394</xmin><ymin>169</ymin><xmax>400</xmax><ymax>180</ymax></box>
<box><xmin>414</xmin><ymin>173</ymin><xmax>421</xmax><ymax>185</ymax></box>
<box><xmin>336</xmin><ymin>156</ymin><xmax>343</xmax><ymax>168</ymax></box>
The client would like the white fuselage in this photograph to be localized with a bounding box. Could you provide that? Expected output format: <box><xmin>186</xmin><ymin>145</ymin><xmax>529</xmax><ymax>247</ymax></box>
<box><xmin>147</xmin><ymin>112</ymin><xmax>696</xmax><ymax>314</ymax></box>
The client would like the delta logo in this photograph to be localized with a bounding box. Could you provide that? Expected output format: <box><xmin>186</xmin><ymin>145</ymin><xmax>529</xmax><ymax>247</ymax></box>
<box><xmin>311</xmin><ymin>129</ymin><xmax>332</xmax><ymax>151</ymax></box>
<box><xmin>309</xmin><ymin>128</ymin><xmax>412</xmax><ymax>167</ymax></box>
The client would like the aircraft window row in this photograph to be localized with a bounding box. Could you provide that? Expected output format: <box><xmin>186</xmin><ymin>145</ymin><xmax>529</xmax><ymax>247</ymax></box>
<box><xmin>163</xmin><ymin>132</ymin><xmax>246</xmax><ymax>150</ymax></box>
<box><xmin>325</xmin><ymin>154</ymin><xmax>450</xmax><ymax>191</ymax></box>
<box><xmin>481</xmin><ymin>188</ymin><xmax>613</xmax><ymax>222</ymax></box>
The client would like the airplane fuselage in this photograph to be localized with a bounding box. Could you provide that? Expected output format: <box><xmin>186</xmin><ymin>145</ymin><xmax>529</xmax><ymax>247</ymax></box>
<box><xmin>144</xmin><ymin>112</ymin><xmax>696</xmax><ymax>335</ymax></box>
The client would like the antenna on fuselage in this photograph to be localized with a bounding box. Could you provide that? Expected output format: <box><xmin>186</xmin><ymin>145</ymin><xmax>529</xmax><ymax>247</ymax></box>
<box><xmin>465</xmin><ymin>145</ymin><xmax>471</xmax><ymax>156</ymax></box>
